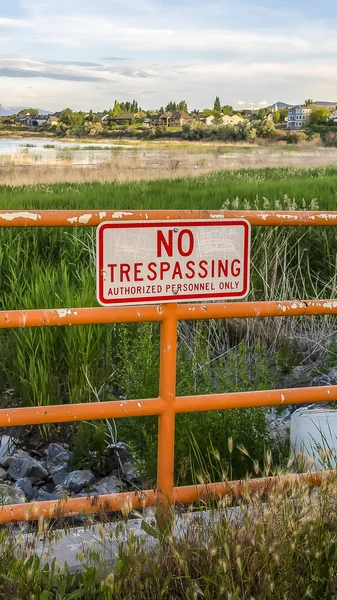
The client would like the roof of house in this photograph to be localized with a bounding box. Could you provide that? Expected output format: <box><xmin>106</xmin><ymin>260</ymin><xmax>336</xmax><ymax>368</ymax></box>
<box><xmin>171</xmin><ymin>110</ymin><xmax>192</xmax><ymax>119</ymax></box>
<box><xmin>112</xmin><ymin>113</ymin><xmax>134</xmax><ymax>120</ymax></box>
<box><xmin>288</xmin><ymin>105</ymin><xmax>311</xmax><ymax>110</ymax></box>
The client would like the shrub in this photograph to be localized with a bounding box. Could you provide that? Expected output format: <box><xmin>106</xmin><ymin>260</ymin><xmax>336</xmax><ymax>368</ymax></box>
<box><xmin>254</xmin><ymin>118</ymin><xmax>277</xmax><ymax>139</ymax></box>
<box><xmin>285</xmin><ymin>131</ymin><xmax>308</xmax><ymax>144</ymax></box>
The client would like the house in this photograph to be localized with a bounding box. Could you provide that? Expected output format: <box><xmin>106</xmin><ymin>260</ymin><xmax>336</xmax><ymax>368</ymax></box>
<box><xmin>46</xmin><ymin>115</ymin><xmax>58</xmax><ymax>126</ymax></box>
<box><xmin>19</xmin><ymin>115</ymin><xmax>33</xmax><ymax>126</ymax></box>
<box><xmin>150</xmin><ymin>110</ymin><xmax>192</xmax><ymax>127</ymax></box>
<box><xmin>112</xmin><ymin>113</ymin><xmax>134</xmax><ymax>125</ymax></box>
<box><xmin>248</xmin><ymin>113</ymin><xmax>273</xmax><ymax>124</ymax></box>
<box><xmin>170</xmin><ymin>110</ymin><xmax>192</xmax><ymax>126</ymax></box>
<box><xmin>31</xmin><ymin>115</ymin><xmax>49</xmax><ymax>127</ymax></box>
<box><xmin>203</xmin><ymin>114</ymin><xmax>245</xmax><ymax>126</ymax></box>
<box><xmin>287</xmin><ymin>105</ymin><xmax>312</xmax><ymax>129</ymax></box>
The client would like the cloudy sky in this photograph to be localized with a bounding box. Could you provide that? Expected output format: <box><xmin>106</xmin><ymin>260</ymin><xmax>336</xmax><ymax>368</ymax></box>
<box><xmin>0</xmin><ymin>0</ymin><xmax>337</xmax><ymax>111</ymax></box>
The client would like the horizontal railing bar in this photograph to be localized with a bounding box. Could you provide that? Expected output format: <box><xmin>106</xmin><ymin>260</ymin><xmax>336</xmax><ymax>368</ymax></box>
<box><xmin>0</xmin><ymin>306</ymin><xmax>164</xmax><ymax>329</ymax></box>
<box><xmin>0</xmin><ymin>470</ymin><xmax>333</xmax><ymax>523</ymax></box>
<box><xmin>0</xmin><ymin>398</ymin><xmax>165</xmax><ymax>427</ymax></box>
<box><xmin>0</xmin><ymin>384</ymin><xmax>334</xmax><ymax>428</ymax></box>
<box><xmin>0</xmin><ymin>299</ymin><xmax>336</xmax><ymax>329</ymax></box>
<box><xmin>1</xmin><ymin>210</ymin><xmax>337</xmax><ymax>227</ymax></box>
<box><xmin>177</xmin><ymin>299</ymin><xmax>337</xmax><ymax>320</ymax></box>
<box><xmin>175</xmin><ymin>385</ymin><xmax>337</xmax><ymax>413</ymax></box>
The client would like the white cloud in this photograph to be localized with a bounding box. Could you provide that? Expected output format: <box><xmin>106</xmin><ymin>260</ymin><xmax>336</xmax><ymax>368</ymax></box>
<box><xmin>1</xmin><ymin>1</ymin><xmax>337</xmax><ymax>109</ymax></box>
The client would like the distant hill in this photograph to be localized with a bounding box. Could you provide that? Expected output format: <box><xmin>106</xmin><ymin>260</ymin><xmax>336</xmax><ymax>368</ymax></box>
<box><xmin>0</xmin><ymin>104</ymin><xmax>51</xmax><ymax>117</ymax></box>
<box><xmin>313</xmin><ymin>101</ymin><xmax>337</xmax><ymax>109</ymax></box>
<box><xmin>0</xmin><ymin>104</ymin><xmax>20</xmax><ymax>116</ymax></box>
<box><xmin>265</xmin><ymin>102</ymin><xmax>293</xmax><ymax>111</ymax></box>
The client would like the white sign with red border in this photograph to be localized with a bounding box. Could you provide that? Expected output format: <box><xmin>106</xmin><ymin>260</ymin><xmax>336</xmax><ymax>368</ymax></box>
<box><xmin>97</xmin><ymin>219</ymin><xmax>250</xmax><ymax>306</ymax></box>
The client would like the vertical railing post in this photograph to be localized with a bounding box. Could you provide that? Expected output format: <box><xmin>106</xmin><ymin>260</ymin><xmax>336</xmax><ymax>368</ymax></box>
<box><xmin>157</xmin><ymin>303</ymin><xmax>178</xmax><ymax>520</ymax></box>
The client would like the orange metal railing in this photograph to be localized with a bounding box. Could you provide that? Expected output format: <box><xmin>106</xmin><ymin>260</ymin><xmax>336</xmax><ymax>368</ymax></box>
<box><xmin>0</xmin><ymin>209</ymin><xmax>337</xmax><ymax>523</ymax></box>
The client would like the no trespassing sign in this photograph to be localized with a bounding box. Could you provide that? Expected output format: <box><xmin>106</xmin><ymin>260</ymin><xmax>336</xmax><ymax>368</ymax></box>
<box><xmin>97</xmin><ymin>219</ymin><xmax>251</xmax><ymax>306</ymax></box>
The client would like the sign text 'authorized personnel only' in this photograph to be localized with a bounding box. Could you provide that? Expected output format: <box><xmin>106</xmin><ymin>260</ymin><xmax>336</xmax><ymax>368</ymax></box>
<box><xmin>97</xmin><ymin>219</ymin><xmax>250</xmax><ymax>306</ymax></box>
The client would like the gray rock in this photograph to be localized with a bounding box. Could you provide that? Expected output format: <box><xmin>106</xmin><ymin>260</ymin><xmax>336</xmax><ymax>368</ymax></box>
<box><xmin>0</xmin><ymin>448</ymin><xmax>26</xmax><ymax>469</ymax></box>
<box><xmin>0</xmin><ymin>436</ymin><xmax>18</xmax><ymax>463</ymax></box>
<box><xmin>111</xmin><ymin>442</ymin><xmax>131</xmax><ymax>464</ymax></box>
<box><xmin>63</xmin><ymin>470</ymin><xmax>95</xmax><ymax>494</ymax></box>
<box><xmin>0</xmin><ymin>483</ymin><xmax>25</xmax><ymax>505</ymax></box>
<box><xmin>0</xmin><ymin>467</ymin><xmax>7</xmax><ymax>481</ymax></box>
<box><xmin>35</xmin><ymin>489</ymin><xmax>62</xmax><ymax>502</ymax></box>
<box><xmin>14</xmin><ymin>477</ymin><xmax>38</xmax><ymax>501</ymax></box>
<box><xmin>7</xmin><ymin>452</ymin><xmax>48</xmax><ymax>483</ymax></box>
<box><xmin>275</xmin><ymin>365</ymin><xmax>313</xmax><ymax>390</ymax></box>
<box><xmin>311</xmin><ymin>368</ymin><xmax>337</xmax><ymax>387</ymax></box>
<box><xmin>50</xmin><ymin>465</ymin><xmax>68</xmax><ymax>487</ymax></box>
<box><xmin>121</xmin><ymin>462</ymin><xmax>141</xmax><ymax>488</ymax></box>
<box><xmin>94</xmin><ymin>475</ymin><xmax>122</xmax><ymax>495</ymax></box>
<box><xmin>54</xmin><ymin>485</ymin><xmax>69</xmax><ymax>499</ymax></box>
<box><xmin>46</xmin><ymin>444</ymin><xmax>71</xmax><ymax>470</ymax></box>
<box><xmin>311</xmin><ymin>374</ymin><xmax>332</xmax><ymax>387</ymax></box>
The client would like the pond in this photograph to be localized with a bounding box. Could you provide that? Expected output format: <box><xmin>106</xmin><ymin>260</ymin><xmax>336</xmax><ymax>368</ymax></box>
<box><xmin>1</xmin><ymin>137</ymin><xmax>337</xmax><ymax>186</ymax></box>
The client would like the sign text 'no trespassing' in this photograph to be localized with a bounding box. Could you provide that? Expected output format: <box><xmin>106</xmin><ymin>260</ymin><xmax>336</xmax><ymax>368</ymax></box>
<box><xmin>97</xmin><ymin>220</ymin><xmax>250</xmax><ymax>306</ymax></box>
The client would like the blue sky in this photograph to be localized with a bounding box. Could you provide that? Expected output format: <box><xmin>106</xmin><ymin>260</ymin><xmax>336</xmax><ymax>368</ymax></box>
<box><xmin>0</xmin><ymin>0</ymin><xmax>337</xmax><ymax>111</ymax></box>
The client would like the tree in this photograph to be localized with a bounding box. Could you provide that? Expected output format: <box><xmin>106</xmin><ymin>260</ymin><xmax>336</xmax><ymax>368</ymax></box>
<box><xmin>131</xmin><ymin>99</ymin><xmax>139</xmax><ymax>113</ymax></box>
<box><xmin>59</xmin><ymin>109</ymin><xmax>84</xmax><ymax>128</ymax></box>
<box><xmin>213</xmin><ymin>96</ymin><xmax>221</xmax><ymax>112</ymax></box>
<box><xmin>112</xmin><ymin>101</ymin><xmax>122</xmax><ymax>116</ymax></box>
<box><xmin>305</xmin><ymin>99</ymin><xmax>314</xmax><ymax>106</ymax></box>
<box><xmin>222</xmin><ymin>105</ymin><xmax>233</xmax><ymax>115</ymax></box>
<box><xmin>257</xmin><ymin>108</ymin><xmax>267</xmax><ymax>120</ymax></box>
<box><xmin>86</xmin><ymin>109</ymin><xmax>95</xmax><ymax>122</ymax></box>
<box><xmin>18</xmin><ymin>108</ymin><xmax>38</xmax><ymax>117</ymax></box>
<box><xmin>254</xmin><ymin>118</ymin><xmax>276</xmax><ymax>138</ymax></box>
<box><xmin>309</xmin><ymin>106</ymin><xmax>330</xmax><ymax>125</ymax></box>
<box><xmin>279</xmin><ymin>108</ymin><xmax>288</xmax><ymax>123</ymax></box>
<box><xmin>165</xmin><ymin>101</ymin><xmax>177</xmax><ymax>111</ymax></box>
<box><xmin>273</xmin><ymin>111</ymin><xmax>281</xmax><ymax>124</ymax></box>
<box><xmin>177</xmin><ymin>100</ymin><xmax>188</xmax><ymax>112</ymax></box>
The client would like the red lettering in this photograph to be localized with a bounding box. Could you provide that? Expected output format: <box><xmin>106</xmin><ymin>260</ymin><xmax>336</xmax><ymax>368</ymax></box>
<box><xmin>218</xmin><ymin>260</ymin><xmax>229</xmax><ymax>278</ymax></box>
<box><xmin>147</xmin><ymin>262</ymin><xmax>157</xmax><ymax>281</ymax></box>
<box><xmin>198</xmin><ymin>260</ymin><xmax>208</xmax><ymax>278</ymax></box>
<box><xmin>172</xmin><ymin>261</ymin><xmax>183</xmax><ymax>279</ymax></box>
<box><xmin>231</xmin><ymin>259</ymin><xmax>241</xmax><ymax>277</ymax></box>
<box><xmin>120</xmin><ymin>264</ymin><xmax>131</xmax><ymax>282</ymax></box>
<box><xmin>185</xmin><ymin>260</ymin><xmax>195</xmax><ymax>279</ymax></box>
<box><xmin>157</xmin><ymin>230</ymin><xmax>173</xmax><ymax>258</ymax></box>
<box><xmin>159</xmin><ymin>262</ymin><xmax>171</xmax><ymax>280</ymax></box>
<box><xmin>108</xmin><ymin>263</ymin><xmax>117</xmax><ymax>282</ymax></box>
<box><xmin>134</xmin><ymin>263</ymin><xmax>143</xmax><ymax>281</ymax></box>
<box><xmin>177</xmin><ymin>229</ymin><xmax>194</xmax><ymax>257</ymax></box>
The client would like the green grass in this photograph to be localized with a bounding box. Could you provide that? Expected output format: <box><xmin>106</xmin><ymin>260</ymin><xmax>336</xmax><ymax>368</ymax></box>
<box><xmin>0</xmin><ymin>166</ymin><xmax>337</xmax><ymax>209</ymax></box>
<box><xmin>2</xmin><ymin>471</ymin><xmax>337</xmax><ymax>598</ymax></box>
<box><xmin>0</xmin><ymin>166</ymin><xmax>337</xmax><ymax>482</ymax></box>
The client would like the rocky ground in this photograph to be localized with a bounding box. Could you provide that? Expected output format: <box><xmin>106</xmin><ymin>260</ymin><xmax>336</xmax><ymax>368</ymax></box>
<box><xmin>0</xmin><ymin>363</ymin><xmax>336</xmax><ymax>512</ymax></box>
<box><xmin>0</xmin><ymin>437</ymin><xmax>140</xmax><ymax>508</ymax></box>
